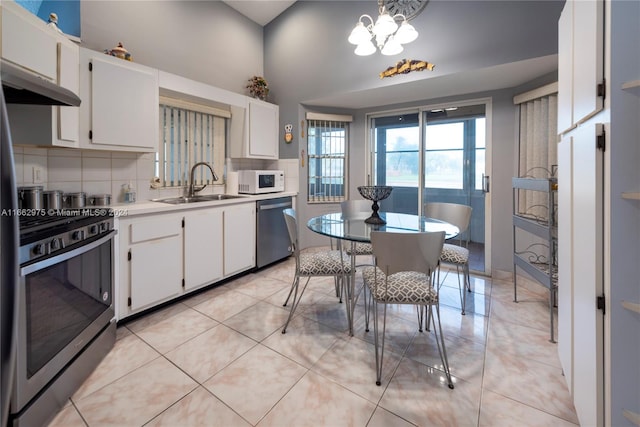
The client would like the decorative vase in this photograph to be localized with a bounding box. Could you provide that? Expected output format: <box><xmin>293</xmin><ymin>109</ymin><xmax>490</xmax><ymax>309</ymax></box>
<box><xmin>357</xmin><ymin>186</ymin><xmax>393</xmax><ymax>224</ymax></box>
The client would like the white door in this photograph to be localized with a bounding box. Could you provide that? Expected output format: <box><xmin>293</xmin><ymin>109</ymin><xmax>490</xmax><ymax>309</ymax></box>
<box><xmin>570</xmin><ymin>123</ymin><xmax>605</xmax><ymax>426</ymax></box>
<box><xmin>369</xmin><ymin>102</ymin><xmax>489</xmax><ymax>273</ymax></box>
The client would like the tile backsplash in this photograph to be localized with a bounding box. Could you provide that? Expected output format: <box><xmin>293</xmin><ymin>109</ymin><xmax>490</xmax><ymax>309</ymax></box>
<box><xmin>13</xmin><ymin>146</ymin><xmax>299</xmax><ymax>203</ymax></box>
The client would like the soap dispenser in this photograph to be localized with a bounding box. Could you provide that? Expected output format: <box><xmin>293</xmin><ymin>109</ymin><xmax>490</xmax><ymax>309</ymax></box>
<box><xmin>123</xmin><ymin>183</ymin><xmax>136</xmax><ymax>203</ymax></box>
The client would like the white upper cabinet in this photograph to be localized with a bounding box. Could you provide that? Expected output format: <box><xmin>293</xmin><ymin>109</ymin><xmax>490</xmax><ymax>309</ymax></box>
<box><xmin>56</xmin><ymin>41</ymin><xmax>80</xmax><ymax>146</ymax></box>
<box><xmin>79</xmin><ymin>48</ymin><xmax>159</xmax><ymax>152</ymax></box>
<box><xmin>1</xmin><ymin>2</ymin><xmax>57</xmax><ymax>81</ymax></box>
<box><xmin>2</xmin><ymin>3</ymin><xmax>80</xmax><ymax>148</ymax></box>
<box><xmin>230</xmin><ymin>98</ymin><xmax>279</xmax><ymax>159</ymax></box>
<box><xmin>557</xmin><ymin>0</ymin><xmax>604</xmax><ymax>135</ymax></box>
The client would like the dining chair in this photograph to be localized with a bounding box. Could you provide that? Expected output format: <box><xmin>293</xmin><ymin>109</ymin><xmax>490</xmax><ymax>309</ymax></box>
<box><xmin>281</xmin><ymin>208</ymin><xmax>352</xmax><ymax>333</ymax></box>
<box><xmin>340</xmin><ymin>199</ymin><xmax>374</xmax><ymax>259</ymax></box>
<box><xmin>362</xmin><ymin>230</ymin><xmax>454</xmax><ymax>388</ymax></box>
<box><xmin>424</xmin><ymin>202</ymin><xmax>473</xmax><ymax>315</ymax></box>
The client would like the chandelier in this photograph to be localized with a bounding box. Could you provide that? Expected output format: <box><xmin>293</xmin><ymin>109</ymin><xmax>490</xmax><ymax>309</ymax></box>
<box><xmin>348</xmin><ymin>1</ymin><xmax>419</xmax><ymax>56</ymax></box>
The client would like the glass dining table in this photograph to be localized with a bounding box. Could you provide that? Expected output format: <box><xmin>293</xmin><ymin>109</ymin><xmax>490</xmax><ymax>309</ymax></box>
<box><xmin>307</xmin><ymin>211</ymin><xmax>459</xmax><ymax>335</ymax></box>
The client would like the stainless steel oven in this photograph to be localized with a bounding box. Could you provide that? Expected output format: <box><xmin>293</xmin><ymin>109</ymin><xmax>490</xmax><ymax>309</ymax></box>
<box><xmin>10</xmin><ymin>210</ymin><xmax>116</xmax><ymax>426</ymax></box>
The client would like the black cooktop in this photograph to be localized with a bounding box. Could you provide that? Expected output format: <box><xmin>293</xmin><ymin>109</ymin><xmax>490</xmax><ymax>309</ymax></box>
<box><xmin>19</xmin><ymin>209</ymin><xmax>113</xmax><ymax>244</ymax></box>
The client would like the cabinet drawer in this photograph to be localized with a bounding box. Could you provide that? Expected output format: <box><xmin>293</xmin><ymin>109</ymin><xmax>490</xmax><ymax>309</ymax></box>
<box><xmin>130</xmin><ymin>216</ymin><xmax>181</xmax><ymax>243</ymax></box>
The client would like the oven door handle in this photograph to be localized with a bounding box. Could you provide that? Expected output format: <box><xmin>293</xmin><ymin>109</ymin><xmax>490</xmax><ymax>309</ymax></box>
<box><xmin>21</xmin><ymin>230</ymin><xmax>116</xmax><ymax>276</ymax></box>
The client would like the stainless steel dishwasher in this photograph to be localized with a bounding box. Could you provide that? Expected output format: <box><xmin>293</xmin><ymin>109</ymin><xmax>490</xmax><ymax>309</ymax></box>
<box><xmin>256</xmin><ymin>196</ymin><xmax>293</xmax><ymax>268</ymax></box>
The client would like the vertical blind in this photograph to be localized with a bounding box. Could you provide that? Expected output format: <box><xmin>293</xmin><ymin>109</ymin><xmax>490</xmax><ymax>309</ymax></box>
<box><xmin>515</xmin><ymin>86</ymin><xmax>558</xmax><ymax>220</ymax></box>
<box><xmin>159</xmin><ymin>98</ymin><xmax>228</xmax><ymax>188</ymax></box>
<box><xmin>306</xmin><ymin>115</ymin><xmax>351</xmax><ymax>203</ymax></box>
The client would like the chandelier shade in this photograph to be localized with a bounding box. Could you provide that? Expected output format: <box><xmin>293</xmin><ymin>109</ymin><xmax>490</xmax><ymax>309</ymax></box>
<box><xmin>395</xmin><ymin>21</ymin><xmax>419</xmax><ymax>44</ymax></box>
<box><xmin>372</xmin><ymin>12</ymin><xmax>397</xmax><ymax>37</ymax></box>
<box><xmin>348</xmin><ymin>21</ymin><xmax>372</xmax><ymax>45</ymax></box>
<box><xmin>348</xmin><ymin>2</ymin><xmax>419</xmax><ymax>56</ymax></box>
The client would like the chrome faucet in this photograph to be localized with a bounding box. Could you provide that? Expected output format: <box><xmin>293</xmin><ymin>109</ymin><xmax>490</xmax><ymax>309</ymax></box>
<box><xmin>187</xmin><ymin>162</ymin><xmax>219</xmax><ymax>198</ymax></box>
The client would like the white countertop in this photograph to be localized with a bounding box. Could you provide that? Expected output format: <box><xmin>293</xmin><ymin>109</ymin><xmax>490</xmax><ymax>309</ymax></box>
<box><xmin>106</xmin><ymin>191</ymin><xmax>297</xmax><ymax>218</ymax></box>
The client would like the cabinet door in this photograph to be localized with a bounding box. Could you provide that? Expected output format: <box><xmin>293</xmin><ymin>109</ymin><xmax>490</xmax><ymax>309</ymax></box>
<box><xmin>570</xmin><ymin>123</ymin><xmax>605</xmax><ymax>426</ymax></box>
<box><xmin>56</xmin><ymin>41</ymin><xmax>79</xmax><ymax>147</ymax></box>
<box><xmin>557</xmin><ymin>1</ymin><xmax>574</xmax><ymax>134</ymax></box>
<box><xmin>1</xmin><ymin>4</ymin><xmax>57</xmax><ymax>81</ymax></box>
<box><xmin>223</xmin><ymin>203</ymin><xmax>256</xmax><ymax>275</ymax></box>
<box><xmin>557</xmin><ymin>0</ymin><xmax>604</xmax><ymax>135</ymax></box>
<box><xmin>184</xmin><ymin>208</ymin><xmax>223</xmax><ymax>290</ymax></box>
<box><xmin>86</xmin><ymin>54</ymin><xmax>158</xmax><ymax>151</ymax></box>
<box><xmin>248</xmin><ymin>100</ymin><xmax>278</xmax><ymax>158</ymax></box>
<box><xmin>128</xmin><ymin>217</ymin><xmax>183</xmax><ymax>311</ymax></box>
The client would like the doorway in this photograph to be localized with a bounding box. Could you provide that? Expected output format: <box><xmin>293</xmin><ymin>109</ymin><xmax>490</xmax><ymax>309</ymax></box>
<box><xmin>368</xmin><ymin>102</ymin><xmax>489</xmax><ymax>273</ymax></box>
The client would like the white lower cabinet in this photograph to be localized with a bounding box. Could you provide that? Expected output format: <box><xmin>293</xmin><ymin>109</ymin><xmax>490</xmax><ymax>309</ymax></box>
<box><xmin>117</xmin><ymin>202</ymin><xmax>256</xmax><ymax>320</ymax></box>
<box><xmin>123</xmin><ymin>213</ymin><xmax>184</xmax><ymax>313</ymax></box>
<box><xmin>223</xmin><ymin>203</ymin><xmax>256</xmax><ymax>275</ymax></box>
<box><xmin>184</xmin><ymin>208</ymin><xmax>223</xmax><ymax>290</ymax></box>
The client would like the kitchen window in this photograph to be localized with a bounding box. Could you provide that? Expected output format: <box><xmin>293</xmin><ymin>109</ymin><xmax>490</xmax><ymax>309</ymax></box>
<box><xmin>306</xmin><ymin>112</ymin><xmax>352</xmax><ymax>203</ymax></box>
<box><xmin>157</xmin><ymin>97</ymin><xmax>229</xmax><ymax>187</ymax></box>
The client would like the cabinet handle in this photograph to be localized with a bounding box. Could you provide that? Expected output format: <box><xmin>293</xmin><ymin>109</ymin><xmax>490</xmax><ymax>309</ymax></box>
<box><xmin>482</xmin><ymin>174</ymin><xmax>490</xmax><ymax>193</ymax></box>
<box><xmin>259</xmin><ymin>202</ymin><xmax>292</xmax><ymax>211</ymax></box>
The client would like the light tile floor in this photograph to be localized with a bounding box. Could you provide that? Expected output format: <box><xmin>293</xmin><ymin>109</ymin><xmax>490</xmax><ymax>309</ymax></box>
<box><xmin>48</xmin><ymin>252</ymin><xmax>578</xmax><ymax>427</ymax></box>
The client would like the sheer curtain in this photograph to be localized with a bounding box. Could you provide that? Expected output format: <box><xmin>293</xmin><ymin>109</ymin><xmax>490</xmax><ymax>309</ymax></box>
<box><xmin>515</xmin><ymin>87</ymin><xmax>558</xmax><ymax>220</ymax></box>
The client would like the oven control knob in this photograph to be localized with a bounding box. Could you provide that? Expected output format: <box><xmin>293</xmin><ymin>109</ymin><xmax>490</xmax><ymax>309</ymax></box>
<box><xmin>89</xmin><ymin>225</ymin><xmax>99</xmax><ymax>235</ymax></box>
<box><xmin>32</xmin><ymin>243</ymin><xmax>47</xmax><ymax>256</ymax></box>
<box><xmin>99</xmin><ymin>222</ymin><xmax>109</xmax><ymax>233</ymax></box>
<box><xmin>49</xmin><ymin>238</ymin><xmax>63</xmax><ymax>251</ymax></box>
<box><xmin>72</xmin><ymin>230</ymin><xmax>85</xmax><ymax>241</ymax></box>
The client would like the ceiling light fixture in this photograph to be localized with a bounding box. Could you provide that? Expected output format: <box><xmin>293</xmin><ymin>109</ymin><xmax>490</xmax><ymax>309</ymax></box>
<box><xmin>348</xmin><ymin>0</ymin><xmax>419</xmax><ymax>56</ymax></box>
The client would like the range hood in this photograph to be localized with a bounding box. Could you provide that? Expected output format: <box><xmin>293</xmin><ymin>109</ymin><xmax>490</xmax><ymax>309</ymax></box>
<box><xmin>1</xmin><ymin>59</ymin><xmax>80</xmax><ymax>106</ymax></box>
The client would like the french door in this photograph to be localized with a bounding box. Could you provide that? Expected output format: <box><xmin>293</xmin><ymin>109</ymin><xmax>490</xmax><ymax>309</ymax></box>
<box><xmin>368</xmin><ymin>102</ymin><xmax>490</xmax><ymax>273</ymax></box>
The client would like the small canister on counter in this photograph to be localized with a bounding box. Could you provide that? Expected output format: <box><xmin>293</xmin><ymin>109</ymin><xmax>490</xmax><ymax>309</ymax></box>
<box><xmin>17</xmin><ymin>186</ymin><xmax>43</xmax><ymax>209</ymax></box>
<box><xmin>88</xmin><ymin>194</ymin><xmax>112</xmax><ymax>206</ymax></box>
<box><xmin>63</xmin><ymin>192</ymin><xmax>86</xmax><ymax>209</ymax></box>
<box><xmin>42</xmin><ymin>190</ymin><xmax>63</xmax><ymax>210</ymax></box>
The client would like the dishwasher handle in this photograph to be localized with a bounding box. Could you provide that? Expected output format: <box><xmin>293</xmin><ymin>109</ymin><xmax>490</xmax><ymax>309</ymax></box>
<box><xmin>258</xmin><ymin>201</ymin><xmax>292</xmax><ymax>211</ymax></box>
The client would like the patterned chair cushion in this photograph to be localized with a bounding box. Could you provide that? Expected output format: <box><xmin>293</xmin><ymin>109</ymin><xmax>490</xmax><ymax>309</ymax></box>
<box><xmin>346</xmin><ymin>242</ymin><xmax>373</xmax><ymax>256</ymax></box>
<box><xmin>362</xmin><ymin>266</ymin><xmax>438</xmax><ymax>304</ymax></box>
<box><xmin>299</xmin><ymin>250</ymin><xmax>352</xmax><ymax>275</ymax></box>
<box><xmin>440</xmin><ymin>243</ymin><xmax>469</xmax><ymax>265</ymax></box>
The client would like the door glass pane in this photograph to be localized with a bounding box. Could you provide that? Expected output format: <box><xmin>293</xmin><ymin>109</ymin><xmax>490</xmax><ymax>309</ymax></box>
<box><xmin>422</xmin><ymin>104</ymin><xmax>486</xmax><ymax>273</ymax></box>
<box><xmin>425</xmin><ymin>122</ymin><xmax>464</xmax><ymax>189</ymax></box>
<box><xmin>372</xmin><ymin>113</ymin><xmax>419</xmax><ymax>214</ymax></box>
<box><xmin>385</xmin><ymin>128</ymin><xmax>419</xmax><ymax>187</ymax></box>
<box><xmin>475</xmin><ymin>118</ymin><xmax>486</xmax><ymax>190</ymax></box>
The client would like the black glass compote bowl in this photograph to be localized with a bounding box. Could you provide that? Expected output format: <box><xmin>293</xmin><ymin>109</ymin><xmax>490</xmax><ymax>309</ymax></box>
<box><xmin>357</xmin><ymin>186</ymin><xmax>393</xmax><ymax>224</ymax></box>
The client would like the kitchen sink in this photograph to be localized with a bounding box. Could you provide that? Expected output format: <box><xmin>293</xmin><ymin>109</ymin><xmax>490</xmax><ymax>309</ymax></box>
<box><xmin>152</xmin><ymin>194</ymin><xmax>247</xmax><ymax>204</ymax></box>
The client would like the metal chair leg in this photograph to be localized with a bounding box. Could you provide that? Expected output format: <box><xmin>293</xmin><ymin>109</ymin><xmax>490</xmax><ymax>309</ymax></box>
<box><xmin>455</xmin><ymin>265</ymin><xmax>466</xmax><ymax>315</ymax></box>
<box><xmin>416</xmin><ymin>305</ymin><xmax>425</xmax><ymax>332</ymax></box>
<box><xmin>282</xmin><ymin>276</ymin><xmax>310</xmax><ymax>334</ymax></box>
<box><xmin>282</xmin><ymin>274</ymin><xmax>298</xmax><ymax>307</ymax></box>
<box><xmin>372</xmin><ymin>299</ymin><xmax>388</xmax><ymax>386</ymax></box>
<box><xmin>364</xmin><ymin>282</ymin><xmax>371</xmax><ymax>332</ymax></box>
<box><xmin>431</xmin><ymin>304</ymin><xmax>454</xmax><ymax>389</ymax></box>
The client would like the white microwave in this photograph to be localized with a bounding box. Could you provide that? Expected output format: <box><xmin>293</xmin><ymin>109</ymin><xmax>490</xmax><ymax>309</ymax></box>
<box><xmin>238</xmin><ymin>170</ymin><xmax>285</xmax><ymax>194</ymax></box>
